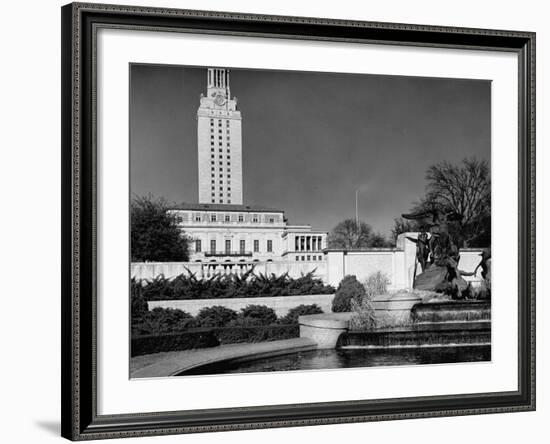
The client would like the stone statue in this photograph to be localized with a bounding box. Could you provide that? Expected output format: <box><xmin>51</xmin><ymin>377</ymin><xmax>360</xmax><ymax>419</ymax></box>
<box><xmin>406</xmin><ymin>228</ymin><xmax>430</xmax><ymax>272</ymax></box>
<box><xmin>402</xmin><ymin>209</ymin><xmax>468</xmax><ymax>299</ymax></box>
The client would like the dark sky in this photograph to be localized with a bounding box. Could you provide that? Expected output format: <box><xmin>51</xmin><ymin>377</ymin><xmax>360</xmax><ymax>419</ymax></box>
<box><xmin>130</xmin><ymin>64</ymin><xmax>490</xmax><ymax>236</ymax></box>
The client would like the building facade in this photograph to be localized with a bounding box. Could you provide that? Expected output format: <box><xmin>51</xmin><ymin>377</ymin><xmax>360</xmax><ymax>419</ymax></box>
<box><xmin>197</xmin><ymin>68</ymin><xmax>243</xmax><ymax>205</ymax></box>
<box><xmin>169</xmin><ymin>203</ymin><xmax>327</xmax><ymax>264</ymax></box>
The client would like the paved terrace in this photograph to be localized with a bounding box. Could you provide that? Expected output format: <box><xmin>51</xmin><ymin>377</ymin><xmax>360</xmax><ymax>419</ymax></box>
<box><xmin>130</xmin><ymin>337</ymin><xmax>317</xmax><ymax>378</ymax></box>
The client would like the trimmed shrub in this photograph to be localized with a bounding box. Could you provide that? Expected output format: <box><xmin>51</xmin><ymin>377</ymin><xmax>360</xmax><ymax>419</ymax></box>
<box><xmin>131</xmin><ymin>330</ymin><xmax>219</xmax><ymax>357</ymax></box>
<box><xmin>331</xmin><ymin>275</ymin><xmax>366</xmax><ymax>312</ymax></box>
<box><xmin>239</xmin><ymin>304</ymin><xmax>278</xmax><ymax>326</ymax></box>
<box><xmin>196</xmin><ymin>305</ymin><xmax>239</xmax><ymax>328</ymax></box>
<box><xmin>280</xmin><ymin>304</ymin><xmax>323</xmax><ymax>324</ymax></box>
<box><xmin>131</xmin><ymin>278</ymin><xmax>148</xmax><ymax>320</ymax></box>
<box><xmin>132</xmin><ymin>307</ymin><xmax>196</xmax><ymax>336</ymax></box>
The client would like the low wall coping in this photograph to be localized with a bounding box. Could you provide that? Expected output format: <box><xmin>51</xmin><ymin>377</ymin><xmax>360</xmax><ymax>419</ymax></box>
<box><xmin>298</xmin><ymin>312</ymin><xmax>352</xmax><ymax>329</ymax></box>
<box><xmin>130</xmin><ymin>337</ymin><xmax>317</xmax><ymax>378</ymax></box>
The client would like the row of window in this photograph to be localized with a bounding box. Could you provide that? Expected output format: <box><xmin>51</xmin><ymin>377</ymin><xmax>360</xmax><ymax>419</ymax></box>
<box><xmin>211</xmin><ymin>119</ymin><xmax>230</xmax><ymax>127</ymax></box>
<box><xmin>296</xmin><ymin>255</ymin><xmax>324</xmax><ymax>261</ymax></box>
<box><xmin>195</xmin><ymin>239</ymin><xmax>273</xmax><ymax>253</ymax></box>
<box><xmin>193</xmin><ymin>214</ymin><xmax>277</xmax><ymax>223</ymax></box>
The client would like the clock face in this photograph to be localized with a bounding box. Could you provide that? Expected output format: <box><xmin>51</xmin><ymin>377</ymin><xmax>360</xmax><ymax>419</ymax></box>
<box><xmin>214</xmin><ymin>94</ymin><xmax>226</xmax><ymax>106</ymax></box>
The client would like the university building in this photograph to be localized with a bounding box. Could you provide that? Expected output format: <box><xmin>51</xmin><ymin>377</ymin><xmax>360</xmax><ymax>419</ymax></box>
<box><xmin>169</xmin><ymin>68</ymin><xmax>327</xmax><ymax>271</ymax></box>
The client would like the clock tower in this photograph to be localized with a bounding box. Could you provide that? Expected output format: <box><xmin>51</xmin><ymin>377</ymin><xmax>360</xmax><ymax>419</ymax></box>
<box><xmin>197</xmin><ymin>68</ymin><xmax>243</xmax><ymax>205</ymax></box>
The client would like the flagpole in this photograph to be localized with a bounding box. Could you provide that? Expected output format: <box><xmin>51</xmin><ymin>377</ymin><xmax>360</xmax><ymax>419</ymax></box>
<box><xmin>355</xmin><ymin>190</ymin><xmax>359</xmax><ymax>229</ymax></box>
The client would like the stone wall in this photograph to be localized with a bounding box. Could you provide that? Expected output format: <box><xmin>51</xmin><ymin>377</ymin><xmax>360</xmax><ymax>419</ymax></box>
<box><xmin>148</xmin><ymin>294</ymin><xmax>335</xmax><ymax>317</ymax></box>
<box><xmin>131</xmin><ymin>260</ymin><xmax>326</xmax><ymax>281</ymax></box>
<box><xmin>131</xmin><ymin>233</ymin><xmax>484</xmax><ymax>291</ymax></box>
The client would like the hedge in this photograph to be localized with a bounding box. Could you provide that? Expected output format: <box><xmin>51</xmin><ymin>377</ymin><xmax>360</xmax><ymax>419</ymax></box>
<box><xmin>133</xmin><ymin>269</ymin><xmax>335</xmax><ymax>301</ymax></box>
<box><xmin>131</xmin><ymin>329</ymin><xmax>219</xmax><ymax>357</ymax></box>
<box><xmin>212</xmin><ymin>324</ymin><xmax>299</xmax><ymax>345</ymax></box>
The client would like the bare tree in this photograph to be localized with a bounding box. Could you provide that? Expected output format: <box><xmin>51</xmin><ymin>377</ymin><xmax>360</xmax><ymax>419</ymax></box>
<box><xmin>415</xmin><ymin>157</ymin><xmax>491</xmax><ymax>247</ymax></box>
<box><xmin>328</xmin><ymin>219</ymin><xmax>390</xmax><ymax>249</ymax></box>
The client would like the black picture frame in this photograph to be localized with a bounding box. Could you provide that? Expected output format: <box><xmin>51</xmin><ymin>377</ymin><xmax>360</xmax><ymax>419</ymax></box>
<box><xmin>61</xmin><ymin>2</ymin><xmax>536</xmax><ymax>440</ymax></box>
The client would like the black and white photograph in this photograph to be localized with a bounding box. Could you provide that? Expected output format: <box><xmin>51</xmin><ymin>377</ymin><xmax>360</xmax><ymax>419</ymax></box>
<box><xmin>129</xmin><ymin>65</ymin><xmax>492</xmax><ymax>378</ymax></box>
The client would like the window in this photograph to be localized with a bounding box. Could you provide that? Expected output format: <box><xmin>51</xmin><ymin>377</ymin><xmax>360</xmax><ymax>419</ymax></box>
<box><xmin>252</xmin><ymin>215</ymin><xmax>259</xmax><ymax>223</ymax></box>
<box><xmin>225</xmin><ymin>240</ymin><xmax>231</xmax><ymax>253</ymax></box>
<box><xmin>301</xmin><ymin>256</ymin><xmax>305</xmax><ymax>261</ymax></box>
<box><xmin>195</xmin><ymin>240</ymin><xmax>202</xmax><ymax>253</ymax></box>
<box><xmin>210</xmin><ymin>240</ymin><xmax>216</xmax><ymax>253</ymax></box>
<box><xmin>267</xmin><ymin>240</ymin><xmax>273</xmax><ymax>252</ymax></box>
<box><xmin>228</xmin><ymin>200</ymin><xmax>231</xmax><ymax>204</ymax></box>
<box><xmin>269</xmin><ymin>218</ymin><xmax>275</xmax><ymax>224</ymax></box>
<box><xmin>224</xmin><ymin>215</ymin><xmax>230</xmax><ymax>222</ymax></box>
<box><xmin>296</xmin><ymin>256</ymin><xmax>300</xmax><ymax>261</ymax></box>
<box><xmin>253</xmin><ymin>240</ymin><xmax>259</xmax><ymax>252</ymax></box>
<box><xmin>210</xmin><ymin>214</ymin><xmax>217</xmax><ymax>222</ymax></box>
<box><xmin>307</xmin><ymin>255</ymin><xmax>311</xmax><ymax>261</ymax></box>
<box><xmin>194</xmin><ymin>214</ymin><xmax>201</xmax><ymax>222</ymax></box>
<box><xmin>239</xmin><ymin>240</ymin><xmax>245</xmax><ymax>254</ymax></box>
